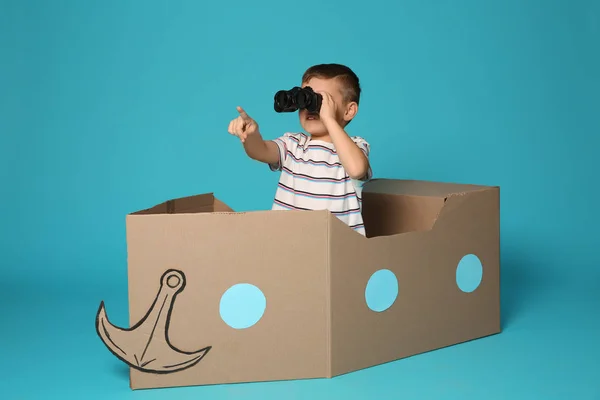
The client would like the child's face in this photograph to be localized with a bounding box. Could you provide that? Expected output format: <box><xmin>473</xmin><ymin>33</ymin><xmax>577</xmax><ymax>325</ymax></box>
<box><xmin>299</xmin><ymin>77</ymin><xmax>351</xmax><ymax>138</ymax></box>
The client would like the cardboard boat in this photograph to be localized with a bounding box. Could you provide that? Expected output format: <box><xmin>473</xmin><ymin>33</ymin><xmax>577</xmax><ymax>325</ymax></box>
<box><xmin>96</xmin><ymin>178</ymin><xmax>501</xmax><ymax>390</ymax></box>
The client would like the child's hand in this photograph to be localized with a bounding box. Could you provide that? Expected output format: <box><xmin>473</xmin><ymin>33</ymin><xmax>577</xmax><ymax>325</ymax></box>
<box><xmin>316</xmin><ymin>91</ymin><xmax>338</xmax><ymax>124</ymax></box>
<box><xmin>228</xmin><ymin>106</ymin><xmax>258</xmax><ymax>143</ymax></box>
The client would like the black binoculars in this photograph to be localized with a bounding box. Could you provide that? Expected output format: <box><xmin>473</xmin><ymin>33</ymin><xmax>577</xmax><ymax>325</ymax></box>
<box><xmin>274</xmin><ymin>86</ymin><xmax>322</xmax><ymax>113</ymax></box>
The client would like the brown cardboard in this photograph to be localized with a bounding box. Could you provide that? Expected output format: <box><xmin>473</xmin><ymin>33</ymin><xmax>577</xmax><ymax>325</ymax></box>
<box><xmin>96</xmin><ymin>178</ymin><xmax>501</xmax><ymax>390</ymax></box>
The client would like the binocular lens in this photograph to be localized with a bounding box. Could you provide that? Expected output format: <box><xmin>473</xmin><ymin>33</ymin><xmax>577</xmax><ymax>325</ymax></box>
<box><xmin>274</xmin><ymin>86</ymin><xmax>321</xmax><ymax>113</ymax></box>
<box><xmin>296</xmin><ymin>91</ymin><xmax>309</xmax><ymax>108</ymax></box>
<box><xmin>274</xmin><ymin>90</ymin><xmax>297</xmax><ymax>112</ymax></box>
<box><xmin>275</xmin><ymin>91</ymin><xmax>288</xmax><ymax>106</ymax></box>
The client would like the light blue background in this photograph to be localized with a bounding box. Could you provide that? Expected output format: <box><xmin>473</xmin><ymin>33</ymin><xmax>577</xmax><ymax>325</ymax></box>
<box><xmin>1</xmin><ymin>0</ymin><xmax>599</xmax><ymax>398</ymax></box>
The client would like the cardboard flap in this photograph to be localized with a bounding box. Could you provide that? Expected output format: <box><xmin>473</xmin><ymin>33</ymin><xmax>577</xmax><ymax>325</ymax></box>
<box><xmin>434</xmin><ymin>187</ymin><xmax>499</xmax><ymax>230</ymax></box>
<box><xmin>363</xmin><ymin>178</ymin><xmax>492</xmax><ymax>197</ymax></box>
<box><xmin>130</xmin><ymin>193</ymin><xmax>235</xmax><ymax>215</ymax></box>
<box><xmin>362</xmin><ymin>192</ymin><xmax>445</xmax><ymax>237</ymax></box>
<box><xmin>361</xmin><ymin>179</ymin><xmax>497</xmax><ymax>238</ymax></box>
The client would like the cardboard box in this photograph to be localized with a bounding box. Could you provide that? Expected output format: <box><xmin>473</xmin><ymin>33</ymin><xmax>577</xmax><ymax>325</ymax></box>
<box><xmin>96</xmin><ymin>178</ymin><xmax>501</xmax><ymax>390</ymax></box>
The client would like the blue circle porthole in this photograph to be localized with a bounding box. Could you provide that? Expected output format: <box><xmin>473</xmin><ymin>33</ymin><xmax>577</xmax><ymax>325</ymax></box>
<box><xmin>219</xmin><ymin>283</ymin><xmax>266</xmax><ymax>329</ymax></box>
<box><xmin>365</xmin><ymin>269</ymin><xmax>398</xmax><ymax>312</ymax></box>
<box><xmin>456</xmin><ymin>254</ymin><xmax>483</xmax><ymax>293</ymax></box>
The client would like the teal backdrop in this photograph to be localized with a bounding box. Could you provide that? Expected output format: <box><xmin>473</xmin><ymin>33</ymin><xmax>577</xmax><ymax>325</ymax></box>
<box><xmin>1</xmin><ymin>0</ymin><xmax>598</xmax><ymax>398</ymax></box>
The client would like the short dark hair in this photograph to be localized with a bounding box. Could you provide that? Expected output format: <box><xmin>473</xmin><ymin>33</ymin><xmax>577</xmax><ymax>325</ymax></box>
<box><xmin>302</xmin><ymin>63</ymin><xmax>361</xmax><ymax>105</ymax></box>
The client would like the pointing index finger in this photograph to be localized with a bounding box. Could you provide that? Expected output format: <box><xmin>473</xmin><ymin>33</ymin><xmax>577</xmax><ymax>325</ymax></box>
<box><xmin>237</xmin><ymin>106</ymin><xmax>251</xmax><ymax>121</ymax></box>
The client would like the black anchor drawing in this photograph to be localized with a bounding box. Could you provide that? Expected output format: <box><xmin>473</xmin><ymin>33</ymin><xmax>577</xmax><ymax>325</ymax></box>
<box><xmin>96</xmin><ymin>269</ymin><xmax>212</xmax><ymax>374</ymax></box>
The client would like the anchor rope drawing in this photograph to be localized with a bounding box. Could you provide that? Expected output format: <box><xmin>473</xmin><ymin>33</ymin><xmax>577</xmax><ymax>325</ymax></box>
<box><xmin>96</xmin><ymin>269</ymin><xmax>212</xmax><ymax>374</ymax></box>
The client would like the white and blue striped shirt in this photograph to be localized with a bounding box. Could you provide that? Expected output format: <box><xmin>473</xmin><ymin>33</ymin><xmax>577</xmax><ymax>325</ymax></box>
<box><xmin>268</xmin><ymin>132</ymin><xmax>372</xmax><ymax>236</ymax></box>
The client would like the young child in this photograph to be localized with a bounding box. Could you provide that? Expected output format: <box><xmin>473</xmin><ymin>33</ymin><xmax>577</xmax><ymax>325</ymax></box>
<box><xmin>227</xmin><ymin>63</ymin><xmax>372</xmax><ymax>236</ymax></box>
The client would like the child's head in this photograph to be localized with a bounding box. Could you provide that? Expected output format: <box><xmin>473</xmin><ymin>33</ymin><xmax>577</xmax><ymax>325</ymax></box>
<box><xmin>299</xmin><ymin>63</ymin><xmax>361</xmax><ymax>138</ymax></box>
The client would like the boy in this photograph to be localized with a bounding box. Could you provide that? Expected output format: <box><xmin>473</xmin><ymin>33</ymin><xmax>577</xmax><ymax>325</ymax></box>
<box><xmin>227</xmin><ymin>63</ymin><xmax>372</xmax><ymax>236</ymax></box>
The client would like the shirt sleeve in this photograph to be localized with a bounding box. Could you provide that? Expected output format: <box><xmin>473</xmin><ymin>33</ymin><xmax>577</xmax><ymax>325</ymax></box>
<box><xmin>268</xmin><ymin>133</ymin><xmax>296</xmax><ymax>172</ymax></box>
<box><xmin>351</xmin><ymin>136</ymin><xmax>373</xmax><ymax>181</ymax></box>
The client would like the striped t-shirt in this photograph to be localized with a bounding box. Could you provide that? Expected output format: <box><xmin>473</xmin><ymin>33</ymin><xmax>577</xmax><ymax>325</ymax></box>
<box><xmin>268</xmin><ymin>132</ymin><xmax>372</xmax><ymax>236</ymax></box>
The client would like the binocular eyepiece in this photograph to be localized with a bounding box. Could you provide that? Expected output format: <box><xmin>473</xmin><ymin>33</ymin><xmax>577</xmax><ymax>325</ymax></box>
<box><xmin>274</xmin><ymin>86</ymin><xmax>322</xmax><ymax>113</ymax></box>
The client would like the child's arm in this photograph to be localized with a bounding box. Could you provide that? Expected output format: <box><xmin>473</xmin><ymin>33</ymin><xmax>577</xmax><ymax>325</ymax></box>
<box><xmin>323</xmin><ymin>119</ymin><xmax>370</xmax><ymax>180</ymax></box>
<box><xmin>228</xmin><ymin>106</ymin><xmax>280</xmax><ymax>165</ymax></box>
<box><xmin>318</xmin><ymin>95</ymin><xmax>370</xmax><ymax>180</ymax></box>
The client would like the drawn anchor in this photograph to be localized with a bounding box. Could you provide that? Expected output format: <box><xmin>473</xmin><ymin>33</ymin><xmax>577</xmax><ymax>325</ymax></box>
<box><xmin>96</xmin><ymin>269</ymin><xmax>212</xmax><ymax>374</ymax></box>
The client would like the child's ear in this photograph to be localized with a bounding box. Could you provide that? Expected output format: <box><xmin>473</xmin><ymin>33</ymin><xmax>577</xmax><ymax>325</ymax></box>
<box><xmin>343</xmin><ymin>101</ymin><xmax>358</xmax><ymax>122</ymax></box>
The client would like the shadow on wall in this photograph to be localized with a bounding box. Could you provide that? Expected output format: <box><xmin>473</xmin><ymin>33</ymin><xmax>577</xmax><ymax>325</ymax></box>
<box><xmin>500</xmin><ymin>247</ymin><xmax>540</xmax><ymax>329</ymax></box>
<box><xmin>113</xmin><ymin>364</ymin><xmax>129</xmax><ymax>382</ymax></box>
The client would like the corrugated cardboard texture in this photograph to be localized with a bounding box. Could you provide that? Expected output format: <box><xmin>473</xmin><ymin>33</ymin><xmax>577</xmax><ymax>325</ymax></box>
<box><xmin>329</xmin><ymin>182</ymin><xmax>500</xmax><ymax>376</ymax></box>
<box><xmin>130</xmin><ymin>193</ymin><xmax>230</xmax><ymax>215</ymax></box>
<box><xmin>112</xmin><ymin>179</ymin><xmax>500</xmax><ymax>390</ymax></box>
<box><xmin>363</xmin><ymin>178</ymin><xmax>491</xmax><ymax>197</ymax></box>
<box><xmin>361</xmin><ymin>192</ymin><xmax>445</xmax><ymax>236</ymax></box>
<box><xmin>126</xmin><ymin>202</ymin><xmax>331</xmax><ymax>389</ymax></box>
